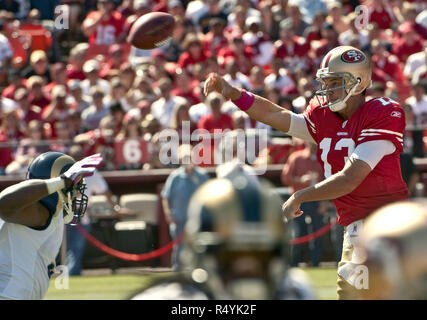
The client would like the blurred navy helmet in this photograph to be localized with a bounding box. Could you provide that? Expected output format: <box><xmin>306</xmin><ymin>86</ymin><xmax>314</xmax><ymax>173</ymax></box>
<box><xmin>27</xmin><ymin>151</ymin><xmax>88</xmax><ymax>225</ymax></box>
<box><xmin>181</xmin><ymin>175</ymin><xmax>289</xmax><ymax>299</ymax></box>
<box><xmin>359</xmin><ymin>200</ymin><xmax>427</xmax><ymax>299</ymax></box>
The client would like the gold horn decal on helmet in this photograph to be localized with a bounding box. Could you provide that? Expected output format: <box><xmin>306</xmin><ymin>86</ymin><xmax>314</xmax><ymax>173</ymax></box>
<box><xmin>50</xmin><ymin>155</ymin><xmax>75</xmax><ymax>216</ymax></box>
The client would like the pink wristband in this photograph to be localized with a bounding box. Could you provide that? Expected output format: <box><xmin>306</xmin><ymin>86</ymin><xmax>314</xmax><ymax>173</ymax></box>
<box><xmin>231</xmin><ymin>90</ymin><xmax>255</xmax><ymax>111</ymax></box>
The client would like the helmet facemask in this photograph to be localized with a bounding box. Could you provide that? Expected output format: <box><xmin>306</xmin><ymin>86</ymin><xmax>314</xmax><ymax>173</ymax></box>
<box><xmin>315</xmin><ymin>71</ymin><xmax>361</xmax><ymax>112</ymax></box>
<box><xmin>61</xmin><ymin>179</ymin><xmax>89</xmax><ymax>226</ymax></box>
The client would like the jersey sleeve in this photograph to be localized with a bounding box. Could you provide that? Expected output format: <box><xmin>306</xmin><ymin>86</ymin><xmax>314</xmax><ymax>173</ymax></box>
<box><xmin>357</xmin><ymin>98</ymin><xmax>405</xmax><ymax>153</ymax></box>
<box><xmin>302</xmin><ymin>99</ymin><xmax>320</xmax><ymax>143</ymax></box>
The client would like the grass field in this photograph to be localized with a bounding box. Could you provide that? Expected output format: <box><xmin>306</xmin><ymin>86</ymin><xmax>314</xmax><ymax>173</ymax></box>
<box><xmin>44</xmin><ymin>267</ymin><xmax>338</xmax><ymax>300</ymax></box>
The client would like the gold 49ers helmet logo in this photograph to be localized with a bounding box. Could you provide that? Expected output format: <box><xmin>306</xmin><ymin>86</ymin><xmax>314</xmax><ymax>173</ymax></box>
<box><xmin>341</xmin><ymin>50</ymin><xmax>365</xmax><ymax>63</ymax></box>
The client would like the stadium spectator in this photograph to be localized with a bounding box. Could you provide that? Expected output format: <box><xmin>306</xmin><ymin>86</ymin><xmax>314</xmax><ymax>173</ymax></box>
<box><xmin>223</xmin><ymin>4</ymin><xmax>246</xmax><ymax>41</ymax></box>
<box><xmin>274</xmin><ymin>19</ymin><xmax>310</xmax><ymax>74</ymax></box>
<box><xmin>0</xmin><ymin>31</ymin><xmax>12</xmax><ymax>84</ymax></box>
<box><xmin>115</xmin><ymin>114</ymin><xmax>145</xmax><ymax>170</ymax></box>
<box><xmin>171</xmin><ymin>68</ymin><xmax>201</xmax><ymax>106</ymax></box>
<box><xmin>20</xmin><ymin>9</ymin><xmax>53</xmax><ymax>55</ymax></box>
<box><xmin>23</xmin><ymin>50</ymin><xmax>51</xmax><ymax>83</ymax></box>
<box><xmin>151</xmin><ymin>77</ymin><xmax>187</xmax><ymax>128</ymax></box>
<box><xmin>267</xmin><ymin>59</ymin><xmax>297</xmax><ymax>96</ymax></box>
<box><xmin>81</xmin><ymin>0</ymin><xmax>126</xmax><ymax>46</ymax></box>
<box><xmin>242</xmin><ymin>16</ymin><xmax>274</xmax><ymax>68</ymax></box>
<box><xmin>41</xmin><ymin>85</ymin><xmax>70</xmax><ymax>138</ymax></box>
<box><xmin>132</xmin><ymin>76</ymin><xmax>157</xmax><ymax>103</ymax></box>
<box><xmin>0</xmin><ymin>110</ymin><xmax>24</xmax><ymax>174</ymax></box>
<box><xmin>223</xmin><ymin>59</ymin><xmax>252</xmax><ymax>90</ymax></box>
<box><xmin>66</xmin><ymin>79</ymin><xmax>91</xmax><ymax>112</ymax></box>
<box><xmin>81</xmin><ymin>59</ymin><xmax>111</xmax><ymax>97</ymax></box>
<box><xmin>405</xmin><ymin>80</ymin><xmax>427</xmax><ymax>127</ymax></box>
<box><xmin>404</xmin><ymin>44</ymin><xmax>427</xmax><ymax>82</ymax></box>
<box><xmin>2</xmin><ymin>69</ymin><xmax>25</xmax><ymax>100</ymax></box>
<box><xmin>370</xmin><ymin>39</ymin><xmax>407</xmax><ymax>86</ymax></box>
<box><xmin>161</xmin><ymin>16</ymin><xmax>186</xmax><ymax>63</ymax></box>
<box><xmin>197</xmin><ymin>92</ymin><xmax>233</xmax><ymax>133</ymax></box>
<box><xmin>27</xmin><ymin>75</ymin><xmax>51</xmax><ymax>110</ymax></box>
<box><xmin>74</xmin><ymin>114</ymin><xmax>117</xmax><ymax>169</ymax></box>
<box><xmin>167</xmin><ymin>0</ymin><xmax>185</xmax><ymax>18</ymax></box>
<box><xmin>281</xmin><ymin>4</ymin><xmax>309</xmax><ymax>37</ymax></box>
<box><xmin>116</xmin><ymin>111</ymin><xmax>142</xmax><ymax>141</ymax></box>
<box><xmin>104</xmin><ymin>77</ymin><xmax>132</xmax><ymax>111</ymax></box>
<box><xmin>44</xmin><ymin>62</ymin><xmax>68</xmax><ymax>95</ymax></box>
<box><xmin>49</xmin><ymin>120</ymin><xmax>73</xmax><ymax>154</ymax></box>
<box><xmin>249</xmin><ymin>65</ymin><xmax>266</xmax><ymax>97</ymax></box>
<box><xmin>203</xmin><ymin>18</ymin><xmax>228</xmax><ymax>58</ymax></box>
<box><xmin>338</xmin><ymin>12</ymin><xmax>370</xmax><ymax>48</ymax></box>
<box><xmin>259</xmin><ymin>0</ymin><xmax>280</xmax><ymax>41</ymax></box>
<box><xmin>99</xmin><ymin>44</ymin><xmax>126</xmax><ymax>79</ymax></box>
<box><xmin>170</xmin><ymin>100</ymin><xmax>197</xmax><ymax>141</ymax></box>
<box><xmin>367</xmin><ymin>0</ymin><xmax>396</xmax><ymax>30</ymax></box>
<box><xmin>392</xmin><ymin>22</ymin><xmax>424</xmax><ymax>63</ymax></box>
<box><xmin>5</xmin><ymin>119</ymin><xmax>50</xmax><ymax>175</ymax></box>
<box><xmin>81</xmin><ymin>87</ymin><xmax>110</xmax><ymax>131</ymax></box>
<box><xmin>217</xmin><ymin>37</ymin><xmax>254</xmax><ymax>76</ymax></box>
<box><xmin>396</xmin><ymin>1</ymin><xmax>427</xmax><ymax>40</ymax></box>
<box><xmin>325</xmin><ymin>1</ymin><xmax>349</xmax><ymax>34</ymax></box>
<box><xmin>67</xmin><ymin>109</ymin><xmax>84</xmax><ymax>138</ymax></box>
<box><xmin>178</xmin><ymin>33</ymin><xmax>208</xmax><ymax>75</ymax></box>
<box><xmin>66</xmin><ymin>43</ymin><xmax>89</xmax><ymax>81</ymax></box>
<box><xmin>118</xmin><ymin>62</ymin><xmax>136</xmax><ymax>93</ymax></box>
<box><xmin>197</xmin><ymin>0</ymin><xmax>227</xmax><ymax>34</ymax></box>
<box><xmin>311</xmin><ymin>23</ymin><xmax>340</xmax><ymax>68</ymax></box>
<box><xmin>303</xmin><ymin>11</ymin><xmax>327</xmax><ymax>45</ymax></box>
<box><xmin>161</xmin><ymin>144</ymin><xmax>210</xmax><ymax>270</ymax></box>
<box><xmin>400</xmin><ymin>103</ymin><xmax>421</xmax><ymax>197</ymax></box>
<box><xmin>281</xmin><ymin>140</ymin><xmax>325</xmax><ymax>267</ymax></box>
<box><xmin>14</xmin><ymin>88</ymin><xmax>42</xmax><ymax>126</ymax></box>
<box><xmin>116</xmin><ymin>0</ymin><xmax>136</xmax><ymax>18</ymax></box>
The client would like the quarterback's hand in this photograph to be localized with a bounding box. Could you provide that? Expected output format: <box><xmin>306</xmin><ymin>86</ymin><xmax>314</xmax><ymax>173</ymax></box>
<box><xmin>62</xmin><ymin>154</ymin><xmax>103</xmax><ymax>187</ymax></box>
<box><xmin>203</xmin><ymin>73</ymin><xmax>237</xmax><ymax>99</ymax></box>
<box><xmin>282</xmin><ymin>195</ymin><xmax>304</xmax><ymax>221</ymax></box>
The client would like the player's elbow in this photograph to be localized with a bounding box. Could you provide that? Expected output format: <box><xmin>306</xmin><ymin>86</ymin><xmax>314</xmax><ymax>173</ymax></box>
<box><xmin>339</xmin><ymin>171</ymin><xmax>366</xmax><ymax>195</ymax></box>
<box><xmin>0</xmin><ymin>206</ymin><xmax>17</xmax><ymax>223</ymax></box>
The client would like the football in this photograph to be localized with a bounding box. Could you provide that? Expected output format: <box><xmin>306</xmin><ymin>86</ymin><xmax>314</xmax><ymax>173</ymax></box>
<box><xmin>127</xmin><ymin>12</ymin><xmax>175</xmax><ymax>50</ymax></box>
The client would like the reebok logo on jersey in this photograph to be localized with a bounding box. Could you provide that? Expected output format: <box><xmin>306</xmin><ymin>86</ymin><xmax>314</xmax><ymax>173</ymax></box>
<box><xmin>391</xmin><ymin>111</ymin><xmax>402</xmax><ymax>118</ymax></box>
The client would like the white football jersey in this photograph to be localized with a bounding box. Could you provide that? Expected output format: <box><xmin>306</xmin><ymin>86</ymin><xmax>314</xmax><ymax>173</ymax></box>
<box><xmin>0</xmin><ymin>210</ymin><xmax>64</xmax><ymax>300</ymax></box>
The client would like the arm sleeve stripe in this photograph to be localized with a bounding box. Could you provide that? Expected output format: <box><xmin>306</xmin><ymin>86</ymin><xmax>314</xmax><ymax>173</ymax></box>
<box><xmin>303</xmin><ymin>114</ymin><xmax>316</xmax><ymax>129</ymax></box>
<box><xmin>361</xmin><ymin>128</ymin><xmax>403</xmax><ymax>137</ymax></box>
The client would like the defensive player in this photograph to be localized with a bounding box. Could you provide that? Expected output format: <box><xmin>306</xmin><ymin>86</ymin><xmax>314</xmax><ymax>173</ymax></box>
<box><xmin>131</xmin><ymin>175</ymin><xmax>314</xmax><ymax>300</ymax></box>
<box><xmin>0</xmin><ymin>152</ymin><xmax>102</xmax><ymax>300</ymax></box>
<box><xmin>204</xmin><ymin>45</ymin><xmax>409</xmax><ymax>299</ymax></box>
<box><xmin>358</xmin><ymin>200</ymin><xmax>427</xmax><ymax>300</ymax></box>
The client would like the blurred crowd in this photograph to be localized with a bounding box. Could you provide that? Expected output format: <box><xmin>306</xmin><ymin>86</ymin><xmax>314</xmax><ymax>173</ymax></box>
<box><xmin>0</xmin><ymin>0</ymin><xmax>426</xmax><ymax>175</ymax></box>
